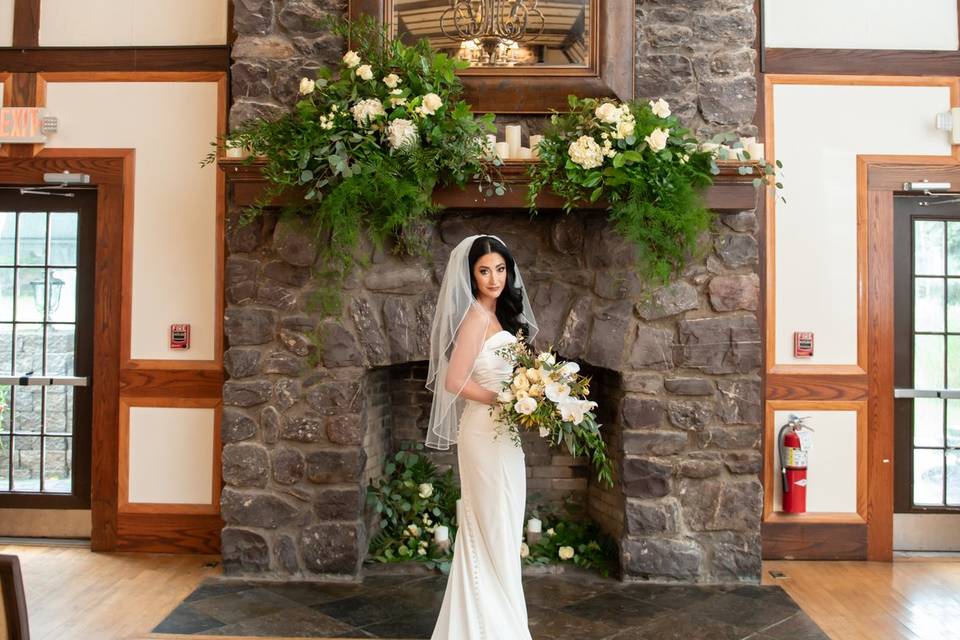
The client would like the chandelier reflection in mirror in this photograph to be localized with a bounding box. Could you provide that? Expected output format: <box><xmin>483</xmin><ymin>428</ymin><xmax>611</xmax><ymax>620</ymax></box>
<box><xmin>441</xmin><ymin>0</ymin><xmax>544</xmax><ymax>65</ymax></box>
<box><xmin>392</xmin><ymin>0</ymin><xmax>591</xmax><ymax>68</ymax></box>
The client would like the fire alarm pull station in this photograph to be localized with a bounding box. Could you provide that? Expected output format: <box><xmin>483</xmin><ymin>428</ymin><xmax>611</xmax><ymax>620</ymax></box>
<box><xmin>170</xmin><ymin>324</ymin><xmax>190</xmax><ymax>350</ymax></box>
<box><xmin>794</xmin><ymin>331</ymin><xmax>814</xmax><ymax>358</ymax></box>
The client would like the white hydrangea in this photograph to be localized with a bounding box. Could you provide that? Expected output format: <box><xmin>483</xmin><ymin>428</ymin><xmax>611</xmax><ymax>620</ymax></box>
<box><xmin>350</xmin><ymin>98</ymin><xmax>385</xmax><ymax>127</ymax></box>
<box><xmin>386</xmin><ymin>118</ymin><xmax>418</xmax><ymax>151</ymax></box>
<box><xmin>568</xmin><ymin>135</ymin><xmax>604</xmax><ymax>169</ymax></box>
<box><xmin>644</xmin><ymin>127</ymin><xmax>670</xmax><ymax>152</ymax></box>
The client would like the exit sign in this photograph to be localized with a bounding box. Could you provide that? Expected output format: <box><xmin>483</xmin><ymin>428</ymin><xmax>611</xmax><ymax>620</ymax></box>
<box><xmin>0</xmin><ymin>108</ymin><xmax>57</xmax><ymax>144</ymax></box>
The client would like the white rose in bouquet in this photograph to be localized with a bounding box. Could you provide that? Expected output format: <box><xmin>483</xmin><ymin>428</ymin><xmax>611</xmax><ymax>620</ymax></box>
<box><xmin>418</xmin><ymin>482</ymin><xmax>433</xmax><ymax>498</ymax></box>
<box><xmin>514</xmin><ymin>396</ymin><xmax>538</xmax><ymax>415</ymax></box>
<box><xmin>383</xmin><ymin>73</ymin><xmax>401</xmax><ymax>88</ymax></box>
<box><xmin>649</xmin><ymin>97</ymin><xmax>671</xmax><ymax>118</ymax></box>
<box><xmin>497</xmin><ymin>388</ymin><xmax>515</xmax><ymax>403</ymax></box>
<box><xmin>528</xmin><ymin>384</ymin><xmax>543</xmax><ymax>398</ymax></box>
<box><xmin>351</xmin><ymin>98</ymin><xmax>385</xmax><ymax>126</ymax></box>
<box><xmin>594</xmin><ymin>102</ymin><xmax>622</xmax><ymax>124</ymax></box>
<box><xmin>343</xmin><ymin>50</ymin><xmax>361</xmax><ymax>68</ymax></box>
<box><xmin>644</xmin><ymin>127</ymin><xmax>670</xmax><ymax>152</ymax></box>
<box><xmin>558</xmin><ymin>546</ymin><xmax>575</xmax><ymax>560</ymax></box>
<box><xmin>545</xmin><ymin>381</ymin><xmax>571</xmax><ymax>403</ymax></box>
<box><xmin>536</xmin><ymin>352</ymin><xmax>556</xmax><ymax>365</ymax></box>
<box><xmin>525</xmin><ymin>367</ymin><xmax>541</xmax><ymax>383</ymax></box>
<box><xmin>356</xmin><ymin>64</ymin><xmax>374</xmax><ymax>81</ymax></box>
<box><xmin>568</xmin><ymin>135</ymin><xmax>604</xmax><ymax>169</ymax></box>
<box><xmin>513</xmin><ymin>371</ymin><xmax>530</xmax><ymax>391</ymax></box>
<box><xmin>386</xmin><ymin>118</ymin><xmax>418</xmax><ymax>151</ymax></box>
<box><xmin>298</xmin><ymin>77</ymin><xmax>316</xmax><ymax>95</ymax></box>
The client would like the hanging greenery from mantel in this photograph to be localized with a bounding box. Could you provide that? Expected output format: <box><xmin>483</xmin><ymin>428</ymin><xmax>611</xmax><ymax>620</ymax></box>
<box><xmin>209</xmin><ymin>16</ymin><xmax>780</xmax><ymax>300</ymax></box>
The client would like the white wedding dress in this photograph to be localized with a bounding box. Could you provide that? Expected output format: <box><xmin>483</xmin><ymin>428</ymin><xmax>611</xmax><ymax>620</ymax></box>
<box><xmin>431</xmin><ymin>329</ymin><xmax>532</xmax><ymax>640</ymax></box>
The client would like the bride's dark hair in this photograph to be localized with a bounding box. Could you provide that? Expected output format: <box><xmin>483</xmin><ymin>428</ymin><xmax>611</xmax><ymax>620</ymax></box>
<box><xmin>468</xmin><ymin>236</ymin><xmax>530</xmax><ymax>339</ymax></box>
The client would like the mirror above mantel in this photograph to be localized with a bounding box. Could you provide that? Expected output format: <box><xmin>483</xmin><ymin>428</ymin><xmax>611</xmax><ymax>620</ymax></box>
<box><xmin>349</xmin><ymin>0</ymin><xmax>634</xmax><ymax>113</ymax></box>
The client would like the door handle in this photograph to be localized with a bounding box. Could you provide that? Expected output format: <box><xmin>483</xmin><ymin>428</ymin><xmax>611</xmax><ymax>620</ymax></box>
<box><xmin>894</xmin><ymin>388</ymin><xmax>960</xmax><ymax>399</ymax></box>
<box><xmin>0</xmin><ymin>374</ymin><xmax>88</xmax><ymax>387</ymax></box>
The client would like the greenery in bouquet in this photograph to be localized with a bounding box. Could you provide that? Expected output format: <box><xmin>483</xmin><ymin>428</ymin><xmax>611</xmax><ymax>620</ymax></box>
<box><xmin>527</xmin><ymin>95</ymin><xmax>776</xmax><ymax>283</ymax></box>
<box><xmin>366</xmin><ymin>446</ymin><xmax>461</xmax><ymax>573</ymax></box>
<box><xmin>521</xmin><ymin>504</ymin><xmax>618</xmax><ymax>577</ymax></box>
<box><xmin>208</xmin><ymin>15</ymin><xmax>499</xmax><ymax>303</ymax></box>
<box><xmin>493</xmin><ymin>333</ymin><xmax>613</xmax><ymax>488</ymax></box>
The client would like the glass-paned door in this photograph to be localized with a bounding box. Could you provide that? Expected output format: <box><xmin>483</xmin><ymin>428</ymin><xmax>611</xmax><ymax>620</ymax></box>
<box><xmin>0</xmin><ymin>189</ymin><xmax>95</xmax><ymax>510</ymax></box>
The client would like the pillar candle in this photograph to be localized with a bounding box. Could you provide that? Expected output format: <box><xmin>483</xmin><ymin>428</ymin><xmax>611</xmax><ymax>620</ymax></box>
<box><xmin>527</xmin><ymin>517</ymin><xmax>541</xmax><ymax>533</ymax></box>
<box><xmin>528</xmin><ymin>134</ymin><xmax>543</xmax><ymax>151</ymax></box>
<box><xmin>485</xmin><ymin>134</ymin><xmax>497</xmax><ymax>153</ymax></box>
<box><xmin>495</xmin><ymin>141</ymin><xmax>510</xmax><ymax>160</ymax></box>
<box><xmin>505</xmin><ymin>125</ymin><xmax>522</xmax><ymax>159</ymax></box>
<box><xmin>225</xmin><ymin>141</ymin><xmax>245</xmax><ymax>158</ymax></box>
<box><xmin>747</xmin><ymin>142</ymin><xmax>765</xmax><ymax>162</ymax></box>
<box><xmin>434</xmin><ymin>525</ymin><xmax>449</xmax><ymax>542</ymax></box>
<box><xmin>518</xmin><ymin>146</ymin><xmax>532</xmax><ymax>160</ymax></box>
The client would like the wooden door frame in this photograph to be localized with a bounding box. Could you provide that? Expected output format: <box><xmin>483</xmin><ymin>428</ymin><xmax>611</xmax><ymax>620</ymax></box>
<box><xmin>0</xmin><ymin>149</ymin><xmax>130</xmax><ymax>551</ymax></box>
<box><xmin>860</xmin><ymin>155</ymin><xmax>960</xmax><ymax>560</ymax></box>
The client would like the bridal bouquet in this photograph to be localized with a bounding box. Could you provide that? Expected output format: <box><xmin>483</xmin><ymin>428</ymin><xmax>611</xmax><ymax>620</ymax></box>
<box><xmin>493</xmin><ymin>334</ymin><xmax>613</xmax><ymax>487</ymax></box>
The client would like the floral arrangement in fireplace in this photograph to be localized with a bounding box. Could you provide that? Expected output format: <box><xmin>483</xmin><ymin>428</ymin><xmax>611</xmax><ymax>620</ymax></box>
<box><xmin>209</xmin><ymin>15</ymin><xmax>499</xmax><ymax>289</ymax></box>
<box><xmin>526</xmin><ymin>95</ymin><xmax>779</xmax><ymax>282</ymax></box>
<box><xmin>493</xmin><ymin>333</ymin><xmax>614</xmax><ymax>488</ymax></box>
<box><xmin>522</xmin><ymin>506</ymin><xmax>617</xmax><ymax>577</ymax></box>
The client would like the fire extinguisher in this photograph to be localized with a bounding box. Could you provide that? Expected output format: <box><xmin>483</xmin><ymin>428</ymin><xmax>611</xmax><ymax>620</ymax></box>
<box><xmin>779</xmin><ymin>415</ymin><xmax>811</xmax><ymax>514</ymax></box>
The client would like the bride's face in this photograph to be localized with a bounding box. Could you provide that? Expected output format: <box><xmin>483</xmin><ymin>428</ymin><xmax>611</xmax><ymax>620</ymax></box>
<box><xmin>472</xmin><ymin>251</ymin><xmax>507</xmax><ymax>300</ymax></box>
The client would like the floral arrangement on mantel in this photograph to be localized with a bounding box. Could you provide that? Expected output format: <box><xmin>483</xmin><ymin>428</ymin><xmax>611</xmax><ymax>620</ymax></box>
<box><xmin>212</xmin><ymin>16</ymin><xmax>780</xmax><ymax>290</ymax></box>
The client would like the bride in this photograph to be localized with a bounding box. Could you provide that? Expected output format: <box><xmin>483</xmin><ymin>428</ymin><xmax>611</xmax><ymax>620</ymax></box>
<box><xmin>425</xmin><ymin>234</ymin><xmax>538</xmax><ymax>640</ymax></box>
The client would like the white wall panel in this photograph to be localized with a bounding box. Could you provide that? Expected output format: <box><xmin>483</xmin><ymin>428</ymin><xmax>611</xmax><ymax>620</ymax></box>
<box><xmin>127</xmin><ymin>406</ymin><xmax>214</xmax><ymax>504</ymax></box>
<box><xmin>765</xmin><ymin>0</ymin><xmax>958</xmax><ymax>50</ymax></box>
<box><xmin>773</xmin><ymin>410</ymin><xmax>858</xmax><ymax>513</ymax></box>
<box><xmin>40</xmin><ymin>0</ymin><xmax>227</xmax><ymax>46</ymax></box>
<box><xmin>772</xmin><ymin>83</ymin><xmax>951</xmax><ymax>365</ymax></box>
<box><xmin>0</xmin><ymin>0</ymin><xmax>14</xmax><ymax>47</ymax></box>
<box><xmin>44</xmin><ymin>81</ymin><xmax>219</xmax><ymax>360</ymax></box>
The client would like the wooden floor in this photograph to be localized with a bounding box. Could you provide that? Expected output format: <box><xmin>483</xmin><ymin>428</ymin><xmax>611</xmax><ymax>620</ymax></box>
<box><xmin>2</xmin><ymin>542</ymin><xmax>959</xmax><ymax>640</ymax></box>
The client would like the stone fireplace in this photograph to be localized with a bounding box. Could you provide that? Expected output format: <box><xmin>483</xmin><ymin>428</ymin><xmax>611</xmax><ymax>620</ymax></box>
<box><xmin>223</xmin><ymin>0</ymin><xmax>762</xmax><ymax>584</ymax></box>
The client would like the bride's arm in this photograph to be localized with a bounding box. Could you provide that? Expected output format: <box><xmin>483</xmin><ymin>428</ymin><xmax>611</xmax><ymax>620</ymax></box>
<box><xmin>445</xmin><ymin>308</ymin><xmax>498</xmax><ymax>405</ymax></box>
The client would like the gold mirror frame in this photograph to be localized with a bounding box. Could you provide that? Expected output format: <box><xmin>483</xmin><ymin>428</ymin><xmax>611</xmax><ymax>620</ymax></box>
<box><xmin>349</xmin><ymin>0</ymin><xmax>634</xmax><ymax>113</ymax></box>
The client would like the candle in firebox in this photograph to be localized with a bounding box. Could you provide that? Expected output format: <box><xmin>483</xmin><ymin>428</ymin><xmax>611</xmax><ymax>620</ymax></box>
<box><xmin>505</xmin><ymin>124</ymin><xmax>522</xmax><ymax>159</ymax></box>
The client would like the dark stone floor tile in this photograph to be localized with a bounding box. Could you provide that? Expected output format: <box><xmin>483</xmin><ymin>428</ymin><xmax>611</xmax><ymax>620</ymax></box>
<box><xmin>262</xmin><ymin>581</ymin><xmax>367</xmax><ymax>606</ymax></box>
<box><xmin>560</xmin><ymin>591</ymin><xmax>663</xmax><ymax>627</ymax></box>
<box><xmin>361</xmin><ymin>609</ymin><xmax>439</xmax><ymax>638</ymax></box>
<box><xmin>524</xmin><ymin>575</ymin><xmax>603</xmax><ymax>608</ymax></box>
<box><xmin>693</xmin><ymin>592</ymin><xmax>799</xmax><ymax>631</ymax></box>
<box><xmin>729</xmin><ymin>585</ymin><xmax>800</xmax><ymax>609</ymax></box>
<box><xmin>203</xmin><ymin>605</ymin><xmax>360</xmax><ymax>637</ymax></box>
<box><xmin>617</xmin><ymin>584</ymin><xmax>720</xmax><ymax>610</ymax></box>
<box><xmin>152</xmin><ymin>603</ymin><xmax>226</xmax><ymax>634</ymax></box>
<box><xmin>313</xmin><ymin>591</ymin><xmax>433</xmax><ymax>628</ymax></box>
<box><xmin>183</xmin><ymin>578</ymin><xmax>258</xmax><ymax>603</ymax></box>
<box><xmin>189</xmin><ymin>586</ymin><xmax>304</xmax><ymax>624</ymax></box>
<box><xmin>527</xmin><ymin>603</ymin><xmax>619</xmax><ymax>640</ymax></box>
<box><xmin>610</xmin><ymin>610</ymin><xmax>755</xmax><ymax>640</ymax></box>
<box><xmin>760</xmin><ymin>612</ymin><xmax>830</xmax><ymax>640</ymax></box>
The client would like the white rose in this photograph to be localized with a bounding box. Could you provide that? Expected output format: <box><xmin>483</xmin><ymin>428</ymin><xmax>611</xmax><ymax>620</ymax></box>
<box><xmin>419</xmin><ymin>92</ymin><xmax>443</xmax><ymax>115</ymax></box>
<box><xmin>528</xmin><ymin>384</ymin><xmax>543</xmax><ymax>398</ymax></box>
<box><xmin>546</xmin><ymin>527</ymin><xmax>555</xmax><ymax>536</ymax></box>
<box><xmin>417</xmin><ymin>547</ymin><xmax>427</xmax><ymax>556</ymax></box>
<box><xmin>513</xmin><ymin>372</ymin><xmax>530</xmax><ymax>391</ymax></box>
<box><xmin>407</xmin><ymin>523</ymin><xmax>420</xmax><ymax>537</ymax></box>
<box><xmin>649</xmin><ymin>98</ymin><xmax>671</xmax><ymax>118</ymax></box>
<box><xmin>383</xmin><ymin>73</ymin><xmax>401</xmax><ymax>88</ymax></box>
<box><xmin>615</xmin><ymin>118</ymin><xmax>635</xmax><ymax>140</ymax></box>
<box><xmin>418</xmin><ymin>482</ymin><xmax>433</xmax><ymax>499</ymax></box>
<box><xmin>356</xmin><ymin>64</ymin><xmax>374</xmax><ymax>81</ymax></box>
<box><xmin>514</xmin><ymin>396</ymin><xmax>538</xmax><ymax>415</ymax></box>
<box><xmin>568</xmin><ymin>135</ymin><xmax>604</xmax><ymax>169</ymax></box>
<box><xmin>386</xmin><ymin>118</ymin><xmax>418</xmax><ymax>151</ymax></box>
<box><xmin>558</xmin><ymin>546</ymin><xmax>575</xmax><ymax>560</ymax></box>
<box><xmin>343</xmin><ymin>50</ymin><xmax>361</xmax><ymax>68</ymax></box>
<box><xmin>298</xmin><ymin>77</ymin><xmax>316</xmax><ymax>95</ymax></box>
<box><xmin>644</xmin><ymin>127</ymin><xmax>670</xmax><ymax>152</ymax></box>
<box><xmin>536</xmin><ymin>352</ymin><xmax>556</xmax><ymax>365</ymax></box>
<box><xmin>525</xmin><ymin>367</ymin><xmax>541</xmax><ymax>383</ymax></box>
<box><xmin>350</xmin><ymin>98</ymin><xmax>385</xmax><ymax>126</ymax></box>
<box><xmin>594</xmin><ymin>102</ymin><xmax>622</xmax><ymax>124</ymax></box>
<box><xmin>538</xmin><ymin>426</ymin><xmax>550</xmax><ymax>438</ymax></box>
<box><xmin>497</xmin><ymin>388</ymin><xmax>515</xmax><ymax>403</ymax></box>
<box><xmin>515</xmin><ymin>389</ymin><xmax>529</xmax><ymax>401</ymax></box>
<box><xmin>520</xmin><ymin>542</ymin><xmax>530</xmax><ymax>558</ymax></box>
<box><xmin>545</xmin><ymin>381</ymin><xmax>571</xmax><ymax>403</ymax></box>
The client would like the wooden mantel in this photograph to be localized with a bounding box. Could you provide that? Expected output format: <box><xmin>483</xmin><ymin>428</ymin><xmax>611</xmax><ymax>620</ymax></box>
<box><xmin>221</xmin><ymin>159</ymin><xmax>762</xmax><ymax>213</ymax></box>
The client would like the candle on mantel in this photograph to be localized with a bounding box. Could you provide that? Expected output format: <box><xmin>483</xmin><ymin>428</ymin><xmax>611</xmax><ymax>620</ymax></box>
<box><xmin>485</xmin><ymin>134</ymin><xmax>497</xmax><ymax>155</ymax></box>
<box><xmin>518</xmin><ymin>146</ymin><xmax>532</xmax><ymax>160</ymax></box>
<box><xmin>225</xmin><ymin>141</ymin><xmax>245</xmax><ymax>158</ymax></box>
<box><xmin>529</xmin><ymin>134</ymin><xmax>543</xmax><ymax>157</ymax></box>
<box><xmin>505</xmin><ymin>125</ymin><xmax>522</xmax><ymax>159</ymax></box>
<box><xmin>495</xmin><ymin>141</ymin><xmax>510</xmax><ymax>160</ymax></box>
<box><xmin>747</xmin><ymin>142</ymin><xmax>765</xmax><ymax>162</ymax></box>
